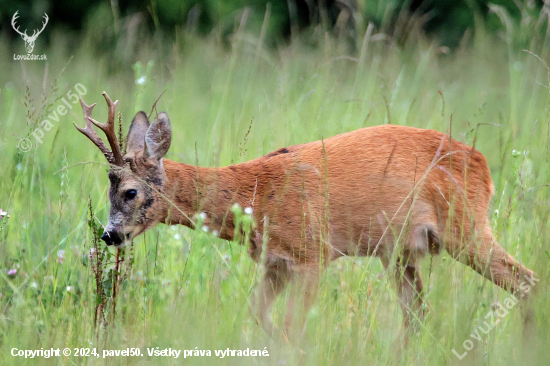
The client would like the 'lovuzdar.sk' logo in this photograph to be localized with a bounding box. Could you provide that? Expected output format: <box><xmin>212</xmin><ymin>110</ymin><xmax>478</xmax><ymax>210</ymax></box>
<box><xmin>11</xmin><ymin>11</ymin><xmax>48</xmax><ymax>60</ymax></box>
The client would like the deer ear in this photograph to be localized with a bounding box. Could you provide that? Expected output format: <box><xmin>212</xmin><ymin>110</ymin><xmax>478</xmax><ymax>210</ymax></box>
<box><xmin>144</xmin><ymin>112</ymin><xmax>171</xmax><ymax>160</ymax></box>
<box><xmin>126</xmin><ymin>111</ymin><xmax>150</xmax><ymax>154</ymax></box>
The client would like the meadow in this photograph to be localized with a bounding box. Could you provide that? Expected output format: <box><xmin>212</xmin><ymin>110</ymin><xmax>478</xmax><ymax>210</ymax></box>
<box><xmin>1</xmin><ymin>9</ymin><xmax>550</xmax><ymax>366</ymax></box>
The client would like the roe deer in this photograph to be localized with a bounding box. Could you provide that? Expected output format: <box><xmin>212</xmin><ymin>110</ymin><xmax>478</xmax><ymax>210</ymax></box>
<box><xmin>75</xmin><ymin>92</ymin><xmax>537</xmax><ymax>340</ymax></box>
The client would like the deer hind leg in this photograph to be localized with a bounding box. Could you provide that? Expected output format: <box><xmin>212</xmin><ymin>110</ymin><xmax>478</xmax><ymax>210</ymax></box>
<box><xmin>446</xmin><ymin>225</ymin><xmax>539</xmax><ymax>345</ymax></box>
<box><xmin>446</xmin><ymin>225</ymin><xmax>537</xmax><ymax>295</ymax></box>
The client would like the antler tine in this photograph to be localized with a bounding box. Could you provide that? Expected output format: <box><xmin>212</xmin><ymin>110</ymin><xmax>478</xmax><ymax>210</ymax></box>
<box><xmin>36</xmin><ymin>13</ymin><xmax>48</xmax><ymax>36</ymax></box>
<box><xmin>11</xmin><ymin>11</ymin><xmax>27</xmax><ymax>37</ymax></box>
<box><xmin>86</xmin><ymin>92</ymin><xmax>123</xmax><ymax>166</ymax></box>
<box><xmin>73</xmin><ymin>95</ymin><xmax>118</xmax><ymax>165</ymax></box>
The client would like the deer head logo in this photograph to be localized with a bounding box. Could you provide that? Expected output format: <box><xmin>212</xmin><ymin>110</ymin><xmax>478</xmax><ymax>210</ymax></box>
<box><xmin>11</xmin><ymin>11</ymin><xmax>48</xmax><ymax>54</ymax></box>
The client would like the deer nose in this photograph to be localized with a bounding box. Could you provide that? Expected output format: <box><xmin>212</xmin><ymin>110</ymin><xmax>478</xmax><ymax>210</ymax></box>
<box><xmin>100</xmin><ymin>230</ymin><xmax>124</xmax><ymax>245</ymax></box>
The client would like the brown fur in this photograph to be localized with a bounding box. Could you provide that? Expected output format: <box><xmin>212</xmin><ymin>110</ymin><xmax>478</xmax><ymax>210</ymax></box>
<box><xmin>131</xmin><ymin>124</ymin><xmax>533</xmax><ymax>336</ymax></box>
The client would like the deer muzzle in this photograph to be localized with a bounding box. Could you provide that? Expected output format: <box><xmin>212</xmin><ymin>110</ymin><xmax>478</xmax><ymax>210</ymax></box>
<box><xmin>100</xmin><ymin>230</ymin><xmax>124</xmax><ymax>246</ymax></box>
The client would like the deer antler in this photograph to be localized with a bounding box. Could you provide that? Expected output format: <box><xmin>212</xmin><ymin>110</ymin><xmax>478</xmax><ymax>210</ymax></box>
<box><xmin>73</xmin><ymin>92</ymin><xmax>123</xmax><ymax>166</ymax></box>
<box><xmin>29</xmin><ymin>13</ymin><xmax>48</xmax><ymax>40</ymax></box>
<box><xmin>11</xmin><ymin>11</ymin><xmax>27</xmax><ymax>38</ymax></box>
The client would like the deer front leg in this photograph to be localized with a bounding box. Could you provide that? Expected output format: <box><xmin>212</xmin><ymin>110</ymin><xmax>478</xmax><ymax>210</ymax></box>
<box><xmin>283</xmin><ymin>268</ymin><xmax>320</xmax><ymax>341</ymax></box>
<box><xmin>250</xmin><ymin>266</ymin><xmax>290</xmax><ymax>336</ymax></box>
<box><xmin>251</xmin><ymin>263</ymin><xmax>320</xmax><ymax>345</ymax></box>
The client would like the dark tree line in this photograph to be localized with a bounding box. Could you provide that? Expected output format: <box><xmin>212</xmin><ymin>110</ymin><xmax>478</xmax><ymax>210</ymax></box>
<box><xmin>0</xmin><ymin>0</ymin><xmax>545</xmax><ymax>48</ymax></box>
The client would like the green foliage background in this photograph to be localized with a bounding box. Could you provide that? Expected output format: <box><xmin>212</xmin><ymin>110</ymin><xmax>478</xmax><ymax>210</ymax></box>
<box><xmin>0</xmin><ymin>1</ymin><xmax>550</xmax><ymax>365</ymax></box>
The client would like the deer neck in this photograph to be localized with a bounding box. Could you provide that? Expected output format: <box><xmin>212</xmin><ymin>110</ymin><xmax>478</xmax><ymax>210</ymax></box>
<box><xmin>160</xmin><ymin>158</ymin><xmax>258</xmax><ymax>241</ymax></box>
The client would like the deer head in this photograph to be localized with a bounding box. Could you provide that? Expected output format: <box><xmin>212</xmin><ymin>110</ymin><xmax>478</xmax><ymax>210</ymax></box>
<box><xmin>12</xmin><ymin>11</ymin><xmax>48</xmax><ymax>54</ymax></box>
<box><xmin>74</xmin><ymin>92</ymin><xmax>172</xmax><ymax>247</ymax></box>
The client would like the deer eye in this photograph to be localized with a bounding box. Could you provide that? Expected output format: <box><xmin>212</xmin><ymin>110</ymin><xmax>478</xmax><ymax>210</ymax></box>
<box><xmin>125</xmin><ymin>189</ymin><xmax>137</xmax><ymax>200</ymax></box>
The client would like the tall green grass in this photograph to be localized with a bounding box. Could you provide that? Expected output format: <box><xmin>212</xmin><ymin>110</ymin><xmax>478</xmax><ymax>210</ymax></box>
<box><xmin>1</xmin><ymin>16</ymin><xmax>549</xmax><ymax>366</ymax></box>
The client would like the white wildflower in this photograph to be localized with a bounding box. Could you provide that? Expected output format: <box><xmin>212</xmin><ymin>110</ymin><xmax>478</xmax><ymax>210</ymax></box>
<box><xmin>57</xmin><ymin>250</ymin><xmax>65</xmax><ymax>264</ymax></box>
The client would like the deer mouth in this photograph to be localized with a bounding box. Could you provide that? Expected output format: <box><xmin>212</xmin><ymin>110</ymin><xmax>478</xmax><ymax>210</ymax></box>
<box><xmin>119</xmin><ymin>226</ymin><xmax>148</xmax><ymax>246</ymax></box>
<box><xmin>111</xmin><ymin>233</ymin><xmax>131</xmax><ymax>248</ymax></box>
